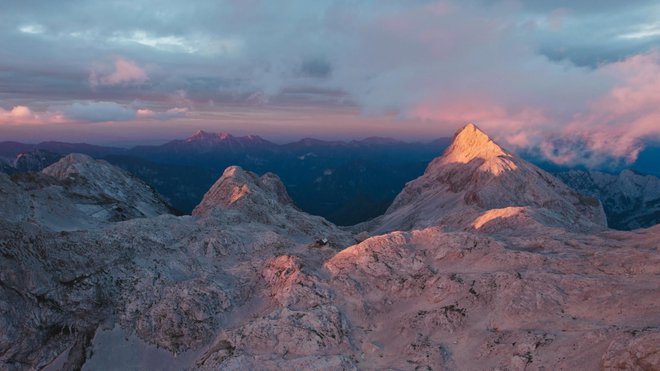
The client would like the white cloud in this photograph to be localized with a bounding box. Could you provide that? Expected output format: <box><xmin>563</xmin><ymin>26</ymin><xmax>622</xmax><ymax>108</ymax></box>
<box><xmin>18</xmin><ymin>24</ymin><xmax>45</xmax><ymax>34</ymax></box>
<box><xmin>618</xmin><ymin>23</ymin><xmax>660</xmax><ymax>40</ymax></box>
<box><xmin>108</xmin><ymin>30</ymin><xmax>243</xmax><ymax>56</ymax></box>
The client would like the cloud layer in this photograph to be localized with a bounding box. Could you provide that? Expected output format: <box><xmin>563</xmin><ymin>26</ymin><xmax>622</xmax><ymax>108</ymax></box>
<box><xmin>0</xmin><ymin>102</ymin><xmax>187</xmax><ymax>125</ymax></box>
<box><xmin>0</xmin><ymin>0</ymin><xmax>659</xmax><ymax>165</ymax></box>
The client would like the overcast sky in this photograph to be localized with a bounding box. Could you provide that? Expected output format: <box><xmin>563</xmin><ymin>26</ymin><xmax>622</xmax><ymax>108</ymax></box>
<box><xmin>0</xmin><ymin>0</ymin><xmax>659</xmax><ymax>165</ymax></box>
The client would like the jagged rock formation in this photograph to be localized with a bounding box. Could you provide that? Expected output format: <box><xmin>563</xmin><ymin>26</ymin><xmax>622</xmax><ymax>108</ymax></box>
<box><xmin>0</xmin><ymin>153</ymin><xmax>173</xmax><ymax>230</ymax></box>
<box><xmin>365</xmin><ymin>123</ymin><xmax>607</xmax><ymax>234</ymax></box>
<box><xmin>558</xmin><ymin>169</ymin><xmax>660</xmax><ymax>230</ymax></box>
<box><xmin>0</xmin><ymin>126</ymin><xmax>659</xmax><ymax>370</ymax></box>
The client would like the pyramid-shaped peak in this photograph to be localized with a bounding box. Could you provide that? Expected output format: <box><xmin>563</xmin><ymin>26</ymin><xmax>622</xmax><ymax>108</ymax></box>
<box><xmin>456</xmin><ymin>123</ymin><xmax>488</xmax><ymax>140</ymax></box>
<box><xmin>442</xmin><ymin>123</ymin><xmax>508</xmax><ymax>164</ymax></box>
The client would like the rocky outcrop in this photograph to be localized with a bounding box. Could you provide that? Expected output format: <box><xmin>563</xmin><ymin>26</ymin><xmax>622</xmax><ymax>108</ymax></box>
<box><xmin>558</xmin><ymin>169</ymin><xmax>660</xmax><ymax>230</ymax></box>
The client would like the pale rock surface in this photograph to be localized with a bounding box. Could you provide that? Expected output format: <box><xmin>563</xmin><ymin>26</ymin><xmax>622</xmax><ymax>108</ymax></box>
<box><xmin>325</xmin><ymin>225</ymin><xmax>660</xmax><ymax>370</ymax></box>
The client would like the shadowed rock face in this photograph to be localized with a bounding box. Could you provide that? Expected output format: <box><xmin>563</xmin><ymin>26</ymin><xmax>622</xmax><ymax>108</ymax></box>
<box><xmin>1</xmin><ymin>126</ymin><xmax>659</xmax><ymax>371</ymax></box>
<box><xmin>558</xmin><ymin>169</ymin><xmax>660</xmax><ymax>230</ymax></box>
<box><xmin>14</xmin><ymin>149</ymin><xmax>62</xmax><ymax>172</ymax></box>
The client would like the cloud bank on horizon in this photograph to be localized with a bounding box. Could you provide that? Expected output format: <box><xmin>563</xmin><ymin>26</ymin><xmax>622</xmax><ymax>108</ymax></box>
<box><xmin>0</xmin><ymin>0</ymin><xmax>659</xmax><ymax>167</ymax></box>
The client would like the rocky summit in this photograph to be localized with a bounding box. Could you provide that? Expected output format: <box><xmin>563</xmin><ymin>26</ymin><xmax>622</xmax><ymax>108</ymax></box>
<box><xmin>363</xmin><ymin>124</ymin><xmax>607</xmax><ymax>234</ymax></box>
<box><xmin>0</xmin><ymin>125</ymin><xmax>658</xmax><ymax>370</ymax></box>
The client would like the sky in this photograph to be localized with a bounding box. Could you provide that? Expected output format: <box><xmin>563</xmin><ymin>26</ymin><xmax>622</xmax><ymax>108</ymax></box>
<box><xmin>0</xmin><ymin>0</ymin><xmax>659</xmax><ymax>166</ymax></box>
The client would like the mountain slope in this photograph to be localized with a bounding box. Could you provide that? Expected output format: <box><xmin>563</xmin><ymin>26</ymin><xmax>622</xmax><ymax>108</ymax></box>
<box><xmin>558</xmin><ymin>169</ymin><xmax>660</xmax><ymax>230</ymax></box>
<box><xmin>368</xmin><ymin>124</ymin><xmax>607</xmax><ymax>233</ymax></box>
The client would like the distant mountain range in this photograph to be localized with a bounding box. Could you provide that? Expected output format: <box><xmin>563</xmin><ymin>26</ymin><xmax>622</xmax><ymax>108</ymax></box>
<box><xmin>1</xmin><ymin>131</ymin><xmax>659</xmax><ymax>229</ymax></box>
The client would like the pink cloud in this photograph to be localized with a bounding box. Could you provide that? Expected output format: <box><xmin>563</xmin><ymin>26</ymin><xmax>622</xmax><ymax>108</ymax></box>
<box><xmin>0</xmin><ymin>106</ymin><xmax>68</xmax><ymax>125</ymax></box>
<box><xmin>90</xmin><ymin>57</ymin><xmax>148</xmax><ymax>87</ymax></box>
<box><xmin>546</xmin><ymin>51</ymin><xmax>660</xmax><ymax>166</ymax></box>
